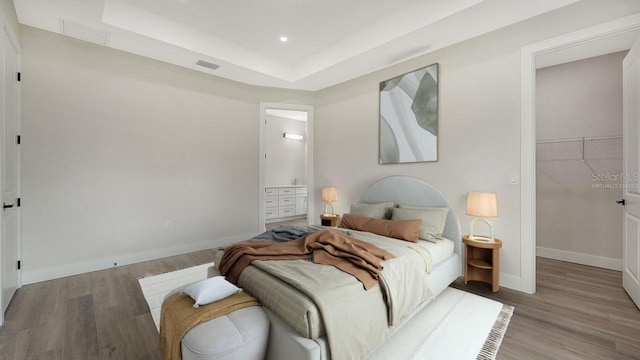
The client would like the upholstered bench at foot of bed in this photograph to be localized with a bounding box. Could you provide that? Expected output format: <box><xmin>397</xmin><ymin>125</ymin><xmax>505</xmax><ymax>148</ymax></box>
<box><xmin>181</xmin><ymin>306</ymin><xmax>269</xmax><ymax>360</ymax></box>
<box><xmin>166</xmin><ymin>281</ymin><xmax>270</xmax><ymax>360</ymax></box>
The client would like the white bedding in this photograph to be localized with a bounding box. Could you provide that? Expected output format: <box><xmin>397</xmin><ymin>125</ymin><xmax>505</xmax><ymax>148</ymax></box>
<box><xmin>333</xmin><ymin>228</ymin><xmax>454</xmax><ymax>268</ymax></box>
<box><xmin>263</xmin><ymin>252</ymin><xmax>463</xmax><ymax>360</ymax></box>
<box><xmin>415</xmin><ymin>238</ymin><xmax>455</xmax><ymax>266</ymax></box>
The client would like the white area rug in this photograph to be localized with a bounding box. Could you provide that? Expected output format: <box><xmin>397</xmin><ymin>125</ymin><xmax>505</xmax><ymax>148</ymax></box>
<box><xmin>139</xmin><ymin>264</ymin><xmax>514</xmax><ymax>360</ymax></box>
<box><xmin>138</xmin><ymin>262</ymin><xmax>214</xmax><ymax>331</ymax></box>
<box><xmin>367</xmin><ymin>287</ymin><xmax>514</xmax><ymax>360</ymax></box>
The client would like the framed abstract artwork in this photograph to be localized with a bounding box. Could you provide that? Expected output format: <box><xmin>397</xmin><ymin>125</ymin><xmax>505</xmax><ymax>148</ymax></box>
<box><xmin>379</xmin><ymin>63</ymin><xmax>439</xmax><ymax>164</ymax></box>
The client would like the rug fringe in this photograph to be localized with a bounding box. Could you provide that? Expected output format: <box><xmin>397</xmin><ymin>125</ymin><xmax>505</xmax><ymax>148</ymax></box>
<box><xmin>137</xmin><ymin>262</ymin><xmax>215</xmax><ymax>280</ymax></box>
<box><xmin>477</xmin><ymin>304</ymin><xmax>514</xmax><ymax>360</ymax></box>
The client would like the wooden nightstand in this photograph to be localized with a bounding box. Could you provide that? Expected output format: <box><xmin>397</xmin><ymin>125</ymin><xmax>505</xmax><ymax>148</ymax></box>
<box><xmin>463</xmin><ymin>235</ymin><xmax>502</xmax><ymax>292</ymax></box>
<box><xmin>319</xmin><ymin>214</ymin><xmax>339</xmax><ymax>227</ymax></box>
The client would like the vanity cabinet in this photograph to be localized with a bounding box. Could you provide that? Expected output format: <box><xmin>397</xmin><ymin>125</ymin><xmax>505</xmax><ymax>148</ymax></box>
<box><xmin>265</xmin><ymin>185</ymin><xmax>307</xmax><ymax>223</ymax></box>
<box><xmin>295</xmin><ymin>187</ymin><xmax>308</xmax><ymax>215</ymax></box>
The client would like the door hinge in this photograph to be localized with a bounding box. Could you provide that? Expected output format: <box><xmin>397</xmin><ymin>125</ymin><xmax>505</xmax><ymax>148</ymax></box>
<box><xmin>17</xmin><ymin>72</ymin><xmax>20</xmax><ymax>82</ymax></box>
<box><xmin>17</xmin><ymin>260</ymin><xmax>21</xmax><ymax>270</ymax></box>
<box><xmin>16</xmin><ymin>135</ymin><xmax>20</xmax><ymax>144</ymax></box>
<box><xmin>17</xmin><ymin>198</ymin><xmax>20</xmax><ymax>207</ymax></box>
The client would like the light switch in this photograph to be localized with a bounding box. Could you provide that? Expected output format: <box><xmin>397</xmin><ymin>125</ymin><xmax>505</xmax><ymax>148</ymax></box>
<box><xmin>509</xmin><ymin>172</ymin><xmax>519</xmax><ymax>185</ymax></box>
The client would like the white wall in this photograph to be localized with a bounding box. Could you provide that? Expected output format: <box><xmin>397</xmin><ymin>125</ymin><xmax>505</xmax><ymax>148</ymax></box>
<box><xmin>536</xmin><ymin>52</ymin><xmax>625</xmax><ymax>270</ymax></box>
<box><xmin>19</xmin><ymin>26</ymin><xmax>313</xmax><ymax>283</ymax></box>
<box><xmin>265</xmin><ymin>114</ymin><xmax>306</xmax><ymax>186</ymax></box>
<box><xmin>313</xmin><ymin>0</ymin><xmax>640</xmax><ymax>292</ymax></box>
<box><xmin>1</xmin><ymin>0</ymin><xmax>19</xmax><ymax>38</ymax></box>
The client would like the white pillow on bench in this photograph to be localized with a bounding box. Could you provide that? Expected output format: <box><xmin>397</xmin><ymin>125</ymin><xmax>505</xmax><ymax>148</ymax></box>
<box><xmin>182</xmin><ymin>276</ymin><xmax>241</xmax><ymax>308</ymax></box>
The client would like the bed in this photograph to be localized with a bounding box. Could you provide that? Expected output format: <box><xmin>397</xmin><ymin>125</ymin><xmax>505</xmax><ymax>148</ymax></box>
<box><xmin>215</xmin><ymin>176</ymin><xmax>462</xmax><ymax>360</ymax></box>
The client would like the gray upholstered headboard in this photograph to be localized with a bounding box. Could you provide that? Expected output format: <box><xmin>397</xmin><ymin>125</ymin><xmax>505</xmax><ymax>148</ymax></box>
<box><xmin>359</xmin><ymin>176</ymin><xmax>462</xmax><ymax>255</ymax></box>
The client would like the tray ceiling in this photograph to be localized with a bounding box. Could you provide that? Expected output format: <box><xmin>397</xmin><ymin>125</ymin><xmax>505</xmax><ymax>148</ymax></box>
<box><xmin>14</xmin><ymin>0</ymin><xmax>578</xmax><ymax>90</ymax></box>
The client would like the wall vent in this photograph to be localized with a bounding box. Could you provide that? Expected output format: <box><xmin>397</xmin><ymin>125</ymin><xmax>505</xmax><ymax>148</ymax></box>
<box><xmin>196</xmin><ymin>60</ymin><xmax>221</xmax><ymax>70</ymax></box>
<box><xmin>59</xmin><ymin>19</ymin><xmax>110</xmax><ymax>45</ymax></box>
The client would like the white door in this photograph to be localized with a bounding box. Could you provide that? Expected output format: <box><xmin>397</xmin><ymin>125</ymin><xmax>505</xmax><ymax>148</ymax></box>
<box><xmin>1</xmin><ymin>28</ymin><xmax>20</xmax><ymax>316</ymax></box>
<box><xmin>623</xmin><ymin>36</ymin><xmax>640</xmax><ymax>309</ymax></box>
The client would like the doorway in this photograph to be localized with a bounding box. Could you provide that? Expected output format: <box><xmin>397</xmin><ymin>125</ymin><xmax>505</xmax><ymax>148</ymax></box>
<box><xmin>520</xmin><ymin>14</ymin><xmax>640</xmax><ymax>295</ymax></box>
<box><xmin>259</xmin><ymin>103</ymin><xmax>314</xmax><ymax>232</ymax></box>
<box><xmin>535</xmin><ymin>53</ymin><xmax>626</xmax><ymax>271</ymax></box>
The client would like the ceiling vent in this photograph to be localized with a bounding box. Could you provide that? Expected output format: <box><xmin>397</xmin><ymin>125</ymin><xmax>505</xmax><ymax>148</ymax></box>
<box><xmin>196</xmin><ymin>60</ymin><xmax>221</xmax><ymax>70</ymax></box>
<box><xmin>59</xmin><ymin>19</ymin><xmax>110</xmax><ymax>45</ymax></box>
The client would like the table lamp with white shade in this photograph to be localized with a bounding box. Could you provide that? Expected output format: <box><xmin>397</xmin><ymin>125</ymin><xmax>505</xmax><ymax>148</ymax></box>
<box><xmin>321</xmin><ymin>186</ymin><xmax>338</xmax><ymax>216</ymax></box>
<box><xmin>466</xmin><ymin>192</ymin><xmax>498</xmax><ymax>242</ymax></box>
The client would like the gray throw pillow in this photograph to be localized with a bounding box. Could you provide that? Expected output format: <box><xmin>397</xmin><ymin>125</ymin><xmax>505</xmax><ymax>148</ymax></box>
<box><xmin>392</xmin><ymin>206</ymin><xmax>449</xmax><ymax>240</ymax></box>
<box><xmin>350</xmin><ymin>202</ymin><xmax>395</xmax><ymax>219</ymax></box>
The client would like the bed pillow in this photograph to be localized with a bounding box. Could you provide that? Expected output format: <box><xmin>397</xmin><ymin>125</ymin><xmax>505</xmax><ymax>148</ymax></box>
<box><xmin>393</xmin><ymin>206</ymin><xmax>449</xmax><ymax>240</ymax></box>
<box><xmin>350</xmin><ymin>202</ymin><xmax>395</xmax><ymax>219</ymax></box>
<box><xmin>181</xmin><ymin>276</ymin><xmax>241</xmax><ymax>308</ymax></box>
<box><xmin>339</xmin><ymin>213</ymin><xmax>420</xmax><ymax>242</ymax></box>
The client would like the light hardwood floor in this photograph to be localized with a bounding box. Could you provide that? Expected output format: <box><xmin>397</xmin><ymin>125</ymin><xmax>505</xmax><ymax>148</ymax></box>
<box><xmin>0</xmin><ymin>253</ymin><xmax>638</xmax><ymax>359</ymax></box>
<box><xmin>0</xmin><ymin>250</ymin><xmax>217</xmax><ymax>360</ymax></box>
<box><xmin>452</xmin><ymin>258</ymin><xmax>640</xmax><ymax>360</ymax></box>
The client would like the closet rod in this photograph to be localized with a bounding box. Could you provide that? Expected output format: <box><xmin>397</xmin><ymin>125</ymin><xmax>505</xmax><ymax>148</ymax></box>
<box><xmin>536</xmin><ymin>135</ymin><xmax>622</xmax><ymax>145</ymax></box>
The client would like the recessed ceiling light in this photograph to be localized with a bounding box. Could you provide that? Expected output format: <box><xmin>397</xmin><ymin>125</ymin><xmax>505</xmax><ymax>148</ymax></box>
<box><xmin>280</xmin><ymin>36</ymin><xmax>288</xmax><ymax>42</ymax></box>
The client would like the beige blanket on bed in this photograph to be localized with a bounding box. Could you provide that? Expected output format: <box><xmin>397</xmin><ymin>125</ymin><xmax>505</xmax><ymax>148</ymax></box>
<box><xmin>251</xmin><ymin>229</ymin><xmax>434</xmax><ymax>360</ymax></box>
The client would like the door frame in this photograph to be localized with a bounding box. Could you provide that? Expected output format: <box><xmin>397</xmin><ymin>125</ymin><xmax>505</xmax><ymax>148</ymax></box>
<box><xmin>520</xmin><ymin>13</ymin><xmax>640</xmax><ymax>294</ymax></box>
<box><xmin>258</xmin><ymin>102</ymin><xmax>314</xmax><ymax>232</ymax></box>
<box><xmin>0</xmin><ymin>22</ymin><xmax>21</xmax><ymax>324</ymax></box>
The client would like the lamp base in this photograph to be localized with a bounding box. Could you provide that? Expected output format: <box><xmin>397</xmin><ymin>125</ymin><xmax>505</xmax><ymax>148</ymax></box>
<box><xmin>323</xmin><ymin>202</ymin><xmax>335</xmax><ymax>217</ymax></box>
<box><xmin>468</xmin><ymin>235</ymin><xmax>494</xmax><ymax>243</ymax></box>
<box><xmin>469</xmin><ymin>217</ymin><xmax>495</xmax><ymax>242</ymax></box>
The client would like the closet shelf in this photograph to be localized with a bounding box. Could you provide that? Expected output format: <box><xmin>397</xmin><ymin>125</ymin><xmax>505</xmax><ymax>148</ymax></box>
<box><xmin>536</xmin><ymin>135</ymin><xmax>622</xmax><ymax>162</ymax></box>
<box><xmin>536</xmin><ymin>135</ymin><xmax>622</xmax><ymax>145</ymax></box>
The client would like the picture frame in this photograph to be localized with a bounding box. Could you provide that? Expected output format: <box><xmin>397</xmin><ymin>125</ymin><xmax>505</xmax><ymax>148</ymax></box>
<box><xmin>379</xmin><ymin>63</ymin><xmax>439</xmax><ymax>164</ymax></box>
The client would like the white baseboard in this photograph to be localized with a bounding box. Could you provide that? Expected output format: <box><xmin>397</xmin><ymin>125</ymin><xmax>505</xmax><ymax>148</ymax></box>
<box><xmin>537</xmin><ymin>246</ymin><xmax>622</xmax><ymax>271</ymax></box>
<box><xmin>21</xmin><ymin>232</ymin><xmax>255</xmax><ymax>285</ymax></box>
